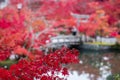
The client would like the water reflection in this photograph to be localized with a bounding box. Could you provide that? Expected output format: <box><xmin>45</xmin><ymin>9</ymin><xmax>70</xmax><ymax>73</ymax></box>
<box><xmin>67</xmin><ymin>50</ymin><xmax>120</xmax><ymax>80</ymax></box>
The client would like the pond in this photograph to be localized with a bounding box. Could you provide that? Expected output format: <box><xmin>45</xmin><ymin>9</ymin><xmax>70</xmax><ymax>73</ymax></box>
<box><xmin>66</xmin><ymin>49</ymin><xmax>120</xmax><ymax>80</ymax></box>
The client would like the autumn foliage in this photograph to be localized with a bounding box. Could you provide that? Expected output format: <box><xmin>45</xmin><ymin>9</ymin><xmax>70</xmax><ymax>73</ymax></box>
<box><xmin>0</xmin><ymin>0</ymin><xmax>120</xmax><ymax>80</ymax></box>
<box><xmin>0</xmin><ymin>47</ymin><xmax>79</xmax><ymax>80</ymax></box>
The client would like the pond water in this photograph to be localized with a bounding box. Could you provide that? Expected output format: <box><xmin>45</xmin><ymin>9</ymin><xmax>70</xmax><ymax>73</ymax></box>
<box><xmin>66</xmin><ymin>49</ymin><xmax>120</xmax><ymax>80</ymax></box>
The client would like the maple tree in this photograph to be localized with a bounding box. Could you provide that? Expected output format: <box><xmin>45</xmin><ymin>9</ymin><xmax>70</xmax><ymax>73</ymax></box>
<box><xmin>0</xmin><ymin>1</ymin><xmax>79</xmax><ymax>80</ymax></box>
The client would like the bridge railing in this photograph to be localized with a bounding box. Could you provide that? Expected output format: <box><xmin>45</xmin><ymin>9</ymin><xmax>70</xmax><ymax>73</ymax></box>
<box><xmin>50</xmin><ymin>35</ymin><xmax>80</xmax><ymax>44</ymax></box>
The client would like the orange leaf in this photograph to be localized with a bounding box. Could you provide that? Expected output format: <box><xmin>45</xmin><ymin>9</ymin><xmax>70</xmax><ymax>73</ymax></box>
<box><xmin>28</xmin><ymin>53</ymin><xmax>35</xmax><ymax>60</ymax></box>
<box><xmin>14</xmin><ymin>46</ymin><xmax>28</xmax><ymax>55</ymax></box>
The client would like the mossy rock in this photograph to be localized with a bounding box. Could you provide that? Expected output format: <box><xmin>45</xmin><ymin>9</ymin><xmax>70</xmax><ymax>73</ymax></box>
<box><xmin>0</xmin><ymin>60</ymin><xmax>17</xmax><ymax>68</ymax></box>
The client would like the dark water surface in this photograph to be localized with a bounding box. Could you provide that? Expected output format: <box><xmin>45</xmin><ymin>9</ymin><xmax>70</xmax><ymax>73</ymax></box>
<box><xmin>66</xmin><ymin>50</ymin><xmax>120</xmax><ymax>80</ymax></box>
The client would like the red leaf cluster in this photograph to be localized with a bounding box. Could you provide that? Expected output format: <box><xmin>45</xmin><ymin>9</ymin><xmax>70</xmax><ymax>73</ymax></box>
<box><xmin>0</xmin><ymin>47</ymin><xmax>79</xmax><ymax>80</ymax></box>
<box><xmin>0</xmin><ymin>51</ymin><xmax>10</xmax><ymax>61</ymax></box>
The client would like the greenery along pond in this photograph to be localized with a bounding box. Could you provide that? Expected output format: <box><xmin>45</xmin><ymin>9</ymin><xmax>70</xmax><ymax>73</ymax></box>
<box><xmin>66</xmin><ymin>50</ymin><xmax>120</xmax><ymax>80</ymax></box>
